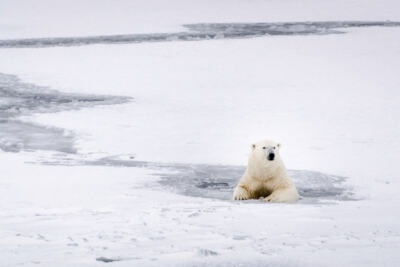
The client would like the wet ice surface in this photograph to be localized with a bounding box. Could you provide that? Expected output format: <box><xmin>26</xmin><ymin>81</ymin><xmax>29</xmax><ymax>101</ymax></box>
<box><xmin>159</xmin><ymin>166</ymin><xmax>354</xmax><ymax>203</ymax></box>
<box><xmin>0</xmin><ymin>73</ymin><xmax>129</xmax><ymax>117</ymax></box>
<box><xmin>78</xmin><ymin>154</ymin><xmax>355</xmax><ymax>204</ymax></box>
<box><xmin>0</xmin><ymin>21</ymin><xmax>399</xmax><ymax>48</ymax></box>
<box><xmin>0</xmin><ymin>120</ymin><xmax>76</xmax><ymax>153</ymax></box>
<box><xmin>0</xmin><ymin>72</ymin><xmax>130</xmax><ymax>153</ymax></box>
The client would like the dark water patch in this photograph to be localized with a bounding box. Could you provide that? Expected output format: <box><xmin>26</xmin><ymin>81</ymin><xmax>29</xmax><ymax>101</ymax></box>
<box><xmin>75</xmin><ymin>154</ymin><xmax>355</xmax><ymax>203</ymax></box>
<box><xmin>0</xmin><ymin>21</ymin><xmax>399</xmax><ymax>48</ymax></box>
<box><xmin>0</xmin><ymin>72</ymin><xmax>131</xmax><ymax>153</ymax></box>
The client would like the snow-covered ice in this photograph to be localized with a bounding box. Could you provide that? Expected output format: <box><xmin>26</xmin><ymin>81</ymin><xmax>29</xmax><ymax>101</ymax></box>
<box><xmin>1</xmin><ymin>0</ymin><xmax>400</xmax><ymax>266</ymax></box>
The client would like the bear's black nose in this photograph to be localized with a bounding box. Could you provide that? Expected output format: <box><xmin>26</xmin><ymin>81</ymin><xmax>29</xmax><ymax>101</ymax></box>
<box><xmin>268</xmin><ymin>153</ymin><xmax>275</xmax><ymax>161</ymax></box>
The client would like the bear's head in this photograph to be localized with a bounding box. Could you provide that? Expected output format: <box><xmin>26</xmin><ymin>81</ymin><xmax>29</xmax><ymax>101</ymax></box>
<box><xmin>251</xmin><ymin>139</ymin><xmax>281</xmax><ymax>162</ymax></box>
<box><xmin>248</xmin><ymin>139</ymin><xmax>283</xmax><ymax>177</ymax></box>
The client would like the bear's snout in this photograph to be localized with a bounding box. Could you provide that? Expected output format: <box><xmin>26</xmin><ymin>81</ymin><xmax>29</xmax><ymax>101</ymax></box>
<box><xmin>267</xmin><ymin>152</ymin><xmax>275</xmax><ymax>161</ymax></box>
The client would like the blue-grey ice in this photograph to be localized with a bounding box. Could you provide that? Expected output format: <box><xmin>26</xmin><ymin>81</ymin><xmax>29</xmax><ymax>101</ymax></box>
<box><xmin>0</xmin><ymin>72</ymin><xmax>130</xmax><ymax>153</ymax></box>
<box><xmin>0</xmin><ymin>21</ymin><xmax>399</xmax><ymax>48</ymax></box>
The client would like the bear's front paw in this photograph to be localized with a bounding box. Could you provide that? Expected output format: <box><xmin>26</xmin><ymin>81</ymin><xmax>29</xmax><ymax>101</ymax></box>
<box><xmin>233</xmin><ymin>194</ymin><xmax>249</xmax><ymax>201</ymax></box>
<box><xmin>263</xmin><ymin>190</ymin><xmax>299</xmax><ymax>203</ymax></box>
<box><xmin>263</xmin><ymin>195</ymin><xmax>275</xmax><ymax>202</ymax></box>
<box><xmin>264</xmin><ymin>193</ymin><xmax>283</xmax><ymax>202</ymax></box>
<box><xmin>232</xmin><ymin>187</ymin><xmax>250</xmax><ymax>201</ymax></box>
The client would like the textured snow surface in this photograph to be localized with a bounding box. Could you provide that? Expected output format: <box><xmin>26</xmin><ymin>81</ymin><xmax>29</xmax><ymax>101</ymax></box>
<box><xmin>1</xmin><ymin>0</ymin><xmax>400</xmax><ymax>266</ymax></box>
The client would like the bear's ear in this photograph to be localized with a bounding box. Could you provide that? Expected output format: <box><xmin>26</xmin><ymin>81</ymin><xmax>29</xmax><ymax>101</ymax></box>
<box><xmin>251</xmin><ymin>144</ymin><xmax>256</xmax><ymax>150</ymax></box>
<box><xmin>277</xmin><ymin>143</ymin><xmax>281</xmax><ymax>149</ymax></box>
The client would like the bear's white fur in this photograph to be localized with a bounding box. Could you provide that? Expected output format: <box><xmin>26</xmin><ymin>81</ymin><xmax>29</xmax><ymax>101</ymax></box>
<box><xmin>233</xmin><ymin>139</ymin><xmax>299</xmax><ymax>203</ymax></box>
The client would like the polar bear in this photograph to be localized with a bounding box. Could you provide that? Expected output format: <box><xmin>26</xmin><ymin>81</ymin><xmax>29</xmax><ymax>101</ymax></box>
<box><xmin>233</xmin><ymin>139</ymin><xmax>299</xmax><ymax>202</ymax></box>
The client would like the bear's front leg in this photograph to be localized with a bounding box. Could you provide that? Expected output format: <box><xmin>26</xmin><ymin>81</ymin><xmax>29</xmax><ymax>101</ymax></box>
<box><xmin>232</xmin><ymin>184</ymin><xmax>251</xmax><ymax>200</ymax></box>
<box><xmin>264</xmin><ymin>187</ymin><xmax>299</xmax><ymax>203</ymax></box>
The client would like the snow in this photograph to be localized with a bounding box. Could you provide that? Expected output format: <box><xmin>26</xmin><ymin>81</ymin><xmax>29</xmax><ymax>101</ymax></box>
<box><xmin>1</xmin><ymin>0</ymin><xmax>400</xmax><ymax>266</ymax></box>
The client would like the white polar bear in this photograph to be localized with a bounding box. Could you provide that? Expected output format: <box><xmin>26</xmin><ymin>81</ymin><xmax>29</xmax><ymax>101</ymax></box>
<box><xmin>233</xmin><ymin>139</ymin><xmax>299</xmax><ymax>203</ymax></box>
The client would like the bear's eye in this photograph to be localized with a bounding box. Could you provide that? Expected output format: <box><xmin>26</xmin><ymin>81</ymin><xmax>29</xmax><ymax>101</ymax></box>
<box><xmin>262</xmin><ymin>146</ymin><xmax>266</xmax><ymax>149</ymax></box>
